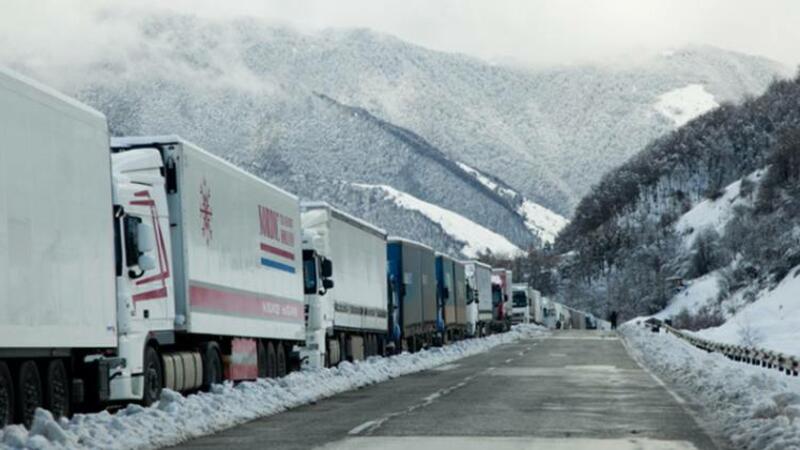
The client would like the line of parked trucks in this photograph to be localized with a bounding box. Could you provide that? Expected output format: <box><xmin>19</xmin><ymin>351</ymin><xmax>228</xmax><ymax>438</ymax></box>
<box><xmin>0</xmin><ymin>69</ymin><xmax>600</xmax><ymax>428</ymax></box>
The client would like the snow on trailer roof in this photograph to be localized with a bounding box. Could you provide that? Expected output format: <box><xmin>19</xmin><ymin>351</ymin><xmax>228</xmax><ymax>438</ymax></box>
<box><xmin>301</xmin><ymin>201</ymin><xmax>387</xmax><ymax>238</ymax></box>
<box><xmin>111</xmin><ymin>135</ymin><xmax>300</xmax><ymax>201</ymax></box>
<box><xmin>387</xmin><ymin>236</ymin><xmax>435</xmax><ymax>252</ymax></box>
<box><xmin>463</xmin><ymin>260</ymin><xmax>492</xmax><ymax>270</ymax></box>
<box><xmin>0</xmin><ymin>65</ymin><xmax>106</xmax><ymax>124</ymax></box>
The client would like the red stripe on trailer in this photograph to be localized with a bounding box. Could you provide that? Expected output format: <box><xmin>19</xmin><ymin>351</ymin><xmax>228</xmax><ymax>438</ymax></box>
<box><xmin>226</xmin><ymin>338</ymin><xmax>258</xmax><ymax>380</ymax></box>
<box><xmin>134</xmin><ymin>190</ymin><xmax>150</xmax><ymax>197</ymax></box>
<box><xmin>189</xmin><ymin>284</ymin><xmax>303</xmax><ymax>322</ymax></box>
<box><xmin>130</xmin><ymin>199</ymin><xmax>156</xmax><ymax>206</ymax></box>
<box><xmin>133</xmin><ymin>287</ymin><xmax>168</xmax><ymax>302</ymax></box>
<box><xmin>260</xmin><ymin>243</ymin><xmax>295</xmax><ymax>261</ymax></box>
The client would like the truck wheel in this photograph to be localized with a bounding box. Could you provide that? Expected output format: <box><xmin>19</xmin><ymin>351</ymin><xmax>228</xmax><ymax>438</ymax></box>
<box><xmin>44</xmin><ymin>359</ymin><xmax>70</xmax><ymax>419</ymax></box>
<box><xmin>0</xmin><ymin>362</ymin><xmax>13</xmax><ymax>427</ymax></box>
<box><xmin>202</xmin><ymin>344</ymin><xmax>223</xmax><ymax>390</ymax></box>
<box><xmin>265</xmin><ymin>342</ymin><xmax>277</xmax><ymax>378</ymax></box>
<box><xmin>142</xmin><ymin>347</ymin><xmax>163</xmax><ymax>406</ymax></box>
<box><xmin>16</xmin><ymin>360</ymin><xmax>42</xmax><ymax>428</ymax></box>
<box><xmin>276</xmin><ymin>344</ymin><xmax>287</xmax><ymax>378</ymax></box>
<box><xmin>257</xmin><ymin>340</ymin><xmax>268</xmax><ymax>378</ymax></box>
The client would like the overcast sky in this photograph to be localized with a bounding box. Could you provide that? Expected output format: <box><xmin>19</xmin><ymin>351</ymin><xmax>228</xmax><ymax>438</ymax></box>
<box><xmin>2</xmin><ymin>0</ymin><xmax>799</xmax><ymax>69</ymax></box>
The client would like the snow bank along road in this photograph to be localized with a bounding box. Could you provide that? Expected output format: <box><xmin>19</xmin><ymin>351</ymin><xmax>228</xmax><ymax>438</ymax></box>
<box><xmin>0</xmin><ymin>327</ymin><xmax>544</xmax><ymax>449</ymax></box>
<box><xmin>175</xmin><ymin>330</ymin><xmax>720</xmax><ymax>450</ymax></box>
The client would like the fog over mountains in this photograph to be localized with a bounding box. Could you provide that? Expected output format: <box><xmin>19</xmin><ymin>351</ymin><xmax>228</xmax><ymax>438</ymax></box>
<box><xmin>4</xmin><ymin>11</ymin><xmax>788</xmax><ymax>256</ymax></box>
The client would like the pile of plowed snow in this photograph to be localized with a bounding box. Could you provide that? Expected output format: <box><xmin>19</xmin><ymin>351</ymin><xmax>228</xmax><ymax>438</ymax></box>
<box><xmin>622</xmin><ymin>322</ymin><xmax>800</xmax><ymax>450</ymax></box>
<box><xmin>0</xmin><ymin>325</ymin><xmax>546</xmax><ymax>450</ymax></box>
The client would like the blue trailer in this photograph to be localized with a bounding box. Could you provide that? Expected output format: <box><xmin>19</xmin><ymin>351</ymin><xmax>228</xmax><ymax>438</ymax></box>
<box><xmin>387</xmin><ymin>238</ymin><xmax>437</xmax><ymax>352</ymax></box>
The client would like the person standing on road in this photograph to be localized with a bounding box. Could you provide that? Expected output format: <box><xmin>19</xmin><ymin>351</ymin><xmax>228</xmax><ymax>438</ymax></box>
<box><xmin>610</xmin><ymin>311</ymin><xmax>618</xmax><ymax>330</ymax></box>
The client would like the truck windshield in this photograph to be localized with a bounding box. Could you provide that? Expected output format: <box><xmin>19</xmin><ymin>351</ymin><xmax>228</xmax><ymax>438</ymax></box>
<box><xmin>512</xmin><ymin>291</ymin><xmax>528</xmax><ymax>307</ymax></box>
<box><xmin>491</xmin><ymin>286</ymin><xmax>502</xmax><ymax>306</ymax></box>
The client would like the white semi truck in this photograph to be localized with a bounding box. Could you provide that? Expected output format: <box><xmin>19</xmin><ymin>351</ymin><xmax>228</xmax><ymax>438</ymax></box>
<box><xmin>0</xmin><ymin>69</ymin><xmax>306</xmax><ymax>426</ymax></box>
<box><xmin>299</xmin><ymin>202</ymin><xmax>388</xmax><ymax>368</ymax></box>
<box><xmin>464</xmin><ymin>261</ymin><xmax>492</xmax><ymax>336</ymax></box>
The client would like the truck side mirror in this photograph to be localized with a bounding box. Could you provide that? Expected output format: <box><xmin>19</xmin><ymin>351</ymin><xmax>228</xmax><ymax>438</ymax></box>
<box><xmin>138</xmin><ymin>254</ymin><xmax>157</xmax><ymax>271</ymax></box>
<box><xmin>322</xmin><ymin>279</ymin><xmax>334</xmax><ymax>290</ymax></box>
<box><xmin>137</xmin><ymin>222</ymin><xmax>156</xmax><ymax>253</ymax></box>
<box><xmin>321</xmin><ymin>258</ymin><xmax>333</xmax><ymax>278</ymax></box>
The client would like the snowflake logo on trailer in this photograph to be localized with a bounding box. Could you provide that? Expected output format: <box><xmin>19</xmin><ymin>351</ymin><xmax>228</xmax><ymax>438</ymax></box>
<box><xmin>199</xmin><ymin>178</ymin><xmax>213</xmax><ymax>245</ymax></box>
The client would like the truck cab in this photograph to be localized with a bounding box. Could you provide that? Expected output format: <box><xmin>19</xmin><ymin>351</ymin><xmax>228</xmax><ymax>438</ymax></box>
<box><xmin>511</xmin><ymin>284</ymin><xmax>531</xmax><ymax>325</ymax></box>
<box><xmin>300</xmin><ymin>232</ymin><xmax>334</xmax><ymax>369</ymax></box>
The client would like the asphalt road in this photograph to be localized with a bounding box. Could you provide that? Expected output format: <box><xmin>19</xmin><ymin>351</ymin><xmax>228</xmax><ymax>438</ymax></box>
<box><xmin>174</xmin><ymin>330</ymin><xmax>723</xmax><ymax>450</ymax></box>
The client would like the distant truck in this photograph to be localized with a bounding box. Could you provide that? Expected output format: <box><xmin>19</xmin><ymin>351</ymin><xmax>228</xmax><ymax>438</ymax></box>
<box><xmin>491</xmin><ymin>268</ymin><xmax>513</xmax><ymax>331</ymax></box>
<box><xmin>511</xmin><ymin>284</ymin><xmax>532</xmax><ymax>325</ymax></box>
<box><xmin>299</xmin><ymin>202</ymin><xmax>388</xmax><ymax>368</ymax></box>
<box><xmin>0</xmin><ymin>66</ymin><xmax>313</xmax><ymax>427</ymax></box>
<box><xmin>387</xmin><ymin>238</ymin><xmax>437</xmax><ymax>352</ymax></box>
<box><xmin>464</xmin><ymin>261</ymin><xmax>493</xmax><ymax>336</ymax></box>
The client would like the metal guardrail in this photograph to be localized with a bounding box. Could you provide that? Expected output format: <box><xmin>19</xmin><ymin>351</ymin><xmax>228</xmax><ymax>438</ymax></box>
<box><xmin>643</xmin><ymin>319</ymin><xmax>799</xmax><ymax>377</ymax></box>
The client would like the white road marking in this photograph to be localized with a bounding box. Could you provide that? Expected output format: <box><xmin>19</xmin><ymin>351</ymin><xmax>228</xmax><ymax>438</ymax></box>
<box><xmin>318</xmin><ymin>436</ymin><xmax>700</xmax><ymax>450</ymax></box>
<box><xmin>349</xmin><ymin>373</ymin><xmax>478</xmax><ymax>436</ymax></box>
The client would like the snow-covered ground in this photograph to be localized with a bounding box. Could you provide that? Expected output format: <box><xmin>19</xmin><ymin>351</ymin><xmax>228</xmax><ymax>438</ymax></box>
<box><xmin>654</xmin><ymin>84</ymin><xmax>720</xmax><ymax>127</ymax></box>
<box><xmin>675</xmin><ymin>170</ymin><xmax>761</xmax><ymax>248</ymax></box>
<box><xmin>352</xmin><ymin>183</ymin><xmax>522</xmax><ymax>257</ymax></box>
<box><xmin>0</xmin><ymin>325</ymin><xmax>546</xmax><ymax>450</ymax></box>
<box><xmin>698</xmin><ymin>266</ymin><xmax>800</xmax><ymax>356</ymax></box>
<box><xmin>622</xmin><ymin>322</ymin><xmax>800</xmax><ymax>450</ymax></box>
<box><xmin>655</xmin><ymin>271</ymin><xmax>721</xmax><ymax>319</ymax></box>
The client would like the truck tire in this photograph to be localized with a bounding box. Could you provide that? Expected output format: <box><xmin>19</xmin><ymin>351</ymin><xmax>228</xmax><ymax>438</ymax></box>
<box><xmin>257</xmin><ymin>340</ymin><xmax>268</xmax><ymax>379</ymax></box>
<box><xmin>0</xmin><ymin>362</ymin><xmax>13</xmax><ymax>427</ymax></box>
<box><xmin>202</xmin><ymin>344</ymin><xmax>223</xmax><ymax>390</ymax></box>
<box><xmin>44</xmin><ymin>359</ymin><xmax>70</xmax><ymax>419</ymax></box>
<box><xmin>142</xmin><ymin>347</ymin><xmax>163</xmax><ymax>406</ymax></box>
<box><xmin>16</xmin><ymin>360</ymin><xmax>42</xmax><ymax>428</ymax></box>
<box><xmin>265</xmin><ymin>342</ymin><xmax>277</xmax><ymax>378</ymax></box>
<box><xmin>276</xmin><ymin>344</ymin><xmax>287</xmax><ymax>378</ymax></box>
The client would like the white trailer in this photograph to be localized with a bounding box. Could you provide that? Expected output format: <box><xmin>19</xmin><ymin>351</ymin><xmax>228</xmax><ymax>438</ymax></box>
<box><xmin>111</xmin><ymin>136</ymin><xmax>305</xmax><ymax>390</ymax></box>
<box><xmin>0</xmin><ymin>67</ymin><xmax>310</xmax><ymax>428</ymax></box>
<box><xmin>299</xmin><ymin>202</ymin><xmax>388</xmax><ymax>368</ymax></box>
<box><xmin>0</xmin><ymin>68</ymin><xmax>116</xmax><ymax>426</ymax></box>
<box><xmin>464</xmin><ymin>261</ymin><xmax>492</xmax><ymax>336</ymax></box>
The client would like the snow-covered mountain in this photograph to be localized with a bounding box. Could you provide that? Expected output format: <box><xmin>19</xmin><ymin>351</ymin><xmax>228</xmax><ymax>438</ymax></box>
<box><xmin>1</xmin><ymin>10</ymin><xmax>787</xmax><ymax>256</ymax></box>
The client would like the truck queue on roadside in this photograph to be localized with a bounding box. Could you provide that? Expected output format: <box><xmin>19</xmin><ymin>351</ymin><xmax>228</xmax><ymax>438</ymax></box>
<box><xmin>0</xmin><ymin>68</ymin><xmax>597</xmax><ymax>427</ymax></box>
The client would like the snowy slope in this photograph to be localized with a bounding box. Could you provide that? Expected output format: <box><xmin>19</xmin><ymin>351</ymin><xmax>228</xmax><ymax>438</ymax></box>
<box><xmin>675</xmin><ymin>170</ymin><xmax>762</xmax><ymax>247</ymax></box>
<box><xmin>353</xmin><ymin>183</ymin><xmax>521</xmax><ymax>257</ymax></box>
<box><xmin>456</xmin><ymin>162</ymin><xmax>568</xmax><ymax>244</ymax></box>
<box><xmin>698</xmin><ymin>266</ymin><xmax>800</xmax><ymax>355</ymax></box>
<box><xmin>0</xmin><ymin>10</ymin><xmax>787</xmax><ymax>219</ymax></box>
<box><xmin>655</xmin><ymin>272</ymin><xmax>722</xmax><ymax>319</ymax></box>
<box><xmin>653</xmin><ymin>84</ymin><xmax>719</xmax><ymax>127</ymax></box>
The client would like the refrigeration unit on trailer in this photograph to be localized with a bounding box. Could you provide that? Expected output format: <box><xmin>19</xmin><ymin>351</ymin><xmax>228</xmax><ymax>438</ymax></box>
<box><xmin>111</xmin><ymin>136</ymin><xmax>305</xmax><ymax>398</ymax></box>
<box><xmin>511</xmin><ymin>284</ymin><xmax>531</xmax><ymax>325</ymax></box>
<box><xmin>464</xmin><ymin>261</ymin><xmax>492</xmax><ymax>337</ymax></box>
<box><xmin>300</xmin><ymin>202</ymin><xmax>388</xmax><ymax>368</ymax></box>
<box><xmin>387</xmin><ymin>238</ymin><xmax>437</xmax><ymax>351</ymax></box>
<box><xmin>0</xmin><ymin>67</ymin><xmax>118</xmax><ymax>426</ymax></box>
<box><xmin>530</xmin><ymin>290</ymin><xmax>544</xmax><ymax>325</ymax></box>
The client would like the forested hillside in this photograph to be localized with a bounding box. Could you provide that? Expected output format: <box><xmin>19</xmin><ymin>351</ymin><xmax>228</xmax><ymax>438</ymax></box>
<box><xmin>554</xmin><ymin>73</ymin><xmax>800</xmax><ymax>320</ymax></box>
